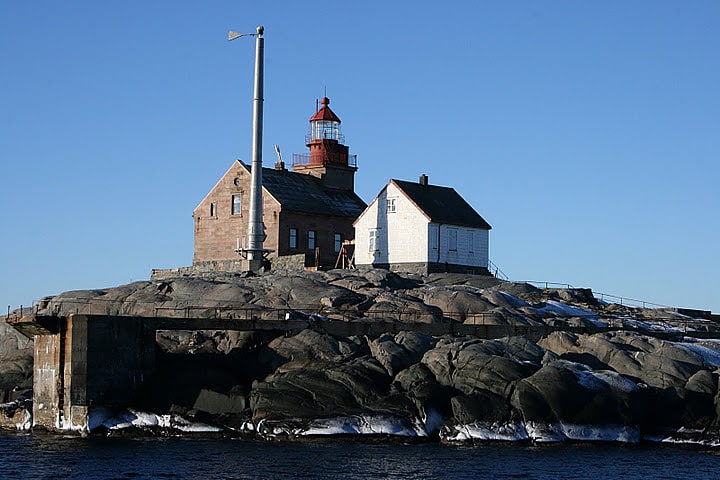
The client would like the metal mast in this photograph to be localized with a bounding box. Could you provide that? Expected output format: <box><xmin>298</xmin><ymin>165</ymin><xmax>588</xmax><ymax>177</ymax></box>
<box><xmin>229</xmin><ymin>25</ymin><xmax>265</xmax><ymax>261</ymax></box>
<box><xmin>247</xmin><ymin>25</ymin><xmax>265</xmax><ymax>260</ymax></box>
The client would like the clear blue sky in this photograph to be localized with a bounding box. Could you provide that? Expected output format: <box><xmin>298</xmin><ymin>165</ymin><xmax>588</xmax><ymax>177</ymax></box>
<box><xmin>2</xmin><ymin>1</ymin><xmax>718</xmax><ymax>313</ymax></box>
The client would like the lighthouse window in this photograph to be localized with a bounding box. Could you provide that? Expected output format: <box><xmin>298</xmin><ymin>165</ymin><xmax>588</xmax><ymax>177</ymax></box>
<box><xmin>308</xmin><ymin>230</ymin><xmax>316</xmax><ymax>250</ymax></box>
<box><xmin>334</xmin><ymin>233</ymin><xmax>342</xmax><ymax>253</ymax></box>
<box><xmin>312</xmin><ymin>120</ymin><xmax>339</xmax><ymax>141</ymax></box>
<box><xmin>369</xmin><ymin>229</ymin><xmax>378</xmax><ymax>252</ymax></box>
<box><xmin>232</xmin><ymin>194</ymin><xmax>242</xmax><ymax>215</ymax></box>
<box><xmin>449</xmin><ymin>229</ymin><xmax>458</xmax><ymax>251</ymax></box>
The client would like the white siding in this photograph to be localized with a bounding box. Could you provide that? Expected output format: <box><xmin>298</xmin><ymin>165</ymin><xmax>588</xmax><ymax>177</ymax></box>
<box><xmin>355</xmin><ymin>181</ymin><xmax>489</xmax><ymax>269</ymax></box>
<box><xmin>355</xmin><ymin>183</ymin><xmax>429</xmax><ymax>266</ymax></box>
<box><xmin>434</xmin><ymin>224</ymin><xmax>488</xmax><ymax>268</ymax></box>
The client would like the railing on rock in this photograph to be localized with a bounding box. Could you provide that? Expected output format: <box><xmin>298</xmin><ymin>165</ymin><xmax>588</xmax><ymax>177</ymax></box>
<box><xmin>6</xmin><ymin>294</ymin><xmax>718</xmax><ymax>340</ymax></box>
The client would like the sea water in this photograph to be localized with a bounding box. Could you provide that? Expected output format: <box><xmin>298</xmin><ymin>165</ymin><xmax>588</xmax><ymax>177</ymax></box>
<box><xmin>1</xmin><ymin>433</ymin><xmax>719</xmax><ymax>479</ymax></box>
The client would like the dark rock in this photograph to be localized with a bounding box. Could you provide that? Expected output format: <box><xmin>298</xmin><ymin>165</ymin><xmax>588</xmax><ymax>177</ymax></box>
<box><xmin>451</xmin><ymin>391</ymin><xmax>511</xmax><ymax>424</ymax></box>
<box><xmin>193</xmin><ymin>387</ymin><xmax>247</xmax><ymax>414</ymax></box>
<box><xmin>422</xmin><ymin>337</ymin><xmax>538</xmax><ymax>398</ymax></box>
<box><xmin>511</xmin><ymin>360</ymin><xmax>641</xmax><ymax>425</ymax></box>
<box><xmin>364</xmin><ymin>292</ymin><xmax>444</xmax><ymax>323</ymax></box>
<box><xmin>368</xmin><ymin>331</ymin><xmax>437</xmax><ymax>376</ymax></box>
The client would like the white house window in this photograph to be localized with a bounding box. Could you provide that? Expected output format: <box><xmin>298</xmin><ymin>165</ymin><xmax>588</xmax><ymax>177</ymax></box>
<box><xmin>308</xmin><ymin>230</ymin><xmax>316</xmax><ymax>250</ymax></box>
<box><xmin>468</xmin><ymin>231</ymin><xmax>474</xmax><ymax>255</ymax></box>
<box><xmin>387</xmin><ymin>198</ymin><xmax>397</xmax><ymax>213</ymax></box>
<box><xmin>369</xmin><ymin>229</ymin><xmax>377</xmax><ymax>252</ymax></box>
<box><xmin>449</xmin><ymin>229</ymin><xmax>458</xmax><ymax>251</ymax></box>
<box><xmin>232</xmin><ymin>194</ymin><xmax>242</xmax><ymax>215</ymax></box>
<box><xmin>334</xmin><ymin>233</ymin><xmax>342</xmax><ymax>253</ymax></box>
<box><xmin>289</xmin><ymin>228</ymin><xmax>297</xmax><ymax>249</ymax></box>
<box><xmin>210</xmin><ymin>202</ymin><xmax>216</xmax><ymax>217</ymax></box>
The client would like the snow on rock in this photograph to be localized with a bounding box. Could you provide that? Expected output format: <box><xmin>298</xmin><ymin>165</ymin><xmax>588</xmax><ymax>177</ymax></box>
<box><xmin>0</xmin><ymin>400</ymin><xmax>31</xmax><ymax>431</ymax></box>
<box><xmin>535</xmin><ymin>300</ymin><xmax>599</xmax><ymax>322</ymax></box>
<box><xmin>621</xmin><ymin>319</ymin><xmax>684</xmax><ymax>334</ymax></box>
<box><xmin>442</xmin><ymin>421</ymin><xmax>640</xmax><ymax>443</ymax></box>
<box><xmin>101</xmin><ymin>409</ymin><xmax>221</xmax><ymax>433</ymax></box>
<box><xmin>254</xmin><ymin>415</ymin><xmax>426</xmax><ymax>438</ymax></box>
<box><xmin>574</xmin><ymin>368</ymin><xmax>640</xmax><ymax>393</ymax></box>
<box><xmin>442</xmin><ymin>421</ymin><xmax>529</xmax><ymax>442</ymax></box>
<box><xmin>677</xmin><ymin>339</ymin><xmax>720</xmax><ymax>368</ymax></box>
<box><xmin>520</xmin><ymin>422</ymin><xmax>639</xmax><ymax>443</ymax></box>
<box><xmin>646</xmin><ymin>427</ymin><xmax>720</xmax><ymax>448</ymax></box>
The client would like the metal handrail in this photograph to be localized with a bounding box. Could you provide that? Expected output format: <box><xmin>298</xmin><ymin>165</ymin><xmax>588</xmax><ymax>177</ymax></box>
<box><xmin>488</xmin><ymin>260</ymin><xmax>509</xmax><ymax>280</ymax></box>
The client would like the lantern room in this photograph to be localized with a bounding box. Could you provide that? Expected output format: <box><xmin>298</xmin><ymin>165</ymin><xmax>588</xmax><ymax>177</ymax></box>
<box><xmin>292</xmin><ymin>96</ymin><xmax>358</xmax><ymax>192</ymax></box>
<box><xmin>309</xmin><ymin>97</ymin><xmax>343</xmax><ymax>142</ymax></box>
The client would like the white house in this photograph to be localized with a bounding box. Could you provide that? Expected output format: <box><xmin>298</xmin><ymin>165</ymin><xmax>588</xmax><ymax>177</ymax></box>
<box><xmin>353</xmin><ymin>175</ymin><xmax>492</xmax><ymax>275</ymax></box>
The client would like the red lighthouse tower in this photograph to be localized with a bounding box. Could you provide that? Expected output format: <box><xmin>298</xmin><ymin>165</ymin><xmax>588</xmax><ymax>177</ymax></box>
<box><xmin>292</xmin><ymin>97</ymin><xmax>357</xmax><ymax>191</ymax></box>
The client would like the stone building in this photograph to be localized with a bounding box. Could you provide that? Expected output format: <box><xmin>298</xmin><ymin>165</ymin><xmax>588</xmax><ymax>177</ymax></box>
<box><xmin>353</xmin><ymin>175</ymin><xmax>492</xmax><ymax>275</ymax></box>
<box><xmin>192</xmin><ymin>97</ymin><xmax>366</xmax><ymax>269</ymax></box>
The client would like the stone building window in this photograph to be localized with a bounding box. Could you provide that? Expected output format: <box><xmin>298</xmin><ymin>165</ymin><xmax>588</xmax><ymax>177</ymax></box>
<box><xmin>387</xmin><ymin>197</ymin><xmax>397</xmax><ymax>213</ymax></box>
<box><xmin>334</xmin><ymin>233</ymin><xmax>342</xmax><ymax>253</ymax></box>
<box><xmin>289</xmin><ymin>228</ymin><xmax>297</xmax><ymax>249</ymax></box>
<box><xmin>232</xmin><ymin>194</ymin><xmax>242</xmax><ymax>215</ymax></box>
<box><xmin>210</xmin><ymin>202</ymin><xmax>216</xmax><ymax>217</ymax></box>
<box><xmin>369</xmin><ymin>229</ymin><xmax>377</xmax><ymax>252</ymax></box>
<box><xmin>308</xmin><ymin>230</ymin><xmax>316</xmax><ymax>250</ymax></box>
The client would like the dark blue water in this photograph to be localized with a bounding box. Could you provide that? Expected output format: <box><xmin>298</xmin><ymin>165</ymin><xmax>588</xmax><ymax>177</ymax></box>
<box><xmin>1</xmin><ymin>433</ymin><xmax>719</xmax><ymax>479</ymax></box>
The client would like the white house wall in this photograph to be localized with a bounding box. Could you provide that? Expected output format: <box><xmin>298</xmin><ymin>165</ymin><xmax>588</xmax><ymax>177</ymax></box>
<box><xmin>355</xmin><ymin>181</ymin><xmax>489</xmax><ymax>272</ymax></box>
<box><xmin>431</xmin><ymin>224</ymin><xmax>489</xmax><ymax>268</ymax></box>
<box><xmin>354</xmin><ymin>183</ymin><xmax>430</xmax><ymax>266</ymax></box>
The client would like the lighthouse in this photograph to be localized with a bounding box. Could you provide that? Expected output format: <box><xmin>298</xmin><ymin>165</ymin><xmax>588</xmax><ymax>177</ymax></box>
<box><xmin>292</xmin><ymin>97</ymin><xmax>357</xmax><ymax>191</ymax></box>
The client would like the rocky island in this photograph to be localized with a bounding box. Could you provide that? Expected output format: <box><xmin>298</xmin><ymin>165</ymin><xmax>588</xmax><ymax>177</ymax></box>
<box><xmin>2</xmin><ymin>269</ymin><xmax>720</xmax><ymax>446</ymax></box>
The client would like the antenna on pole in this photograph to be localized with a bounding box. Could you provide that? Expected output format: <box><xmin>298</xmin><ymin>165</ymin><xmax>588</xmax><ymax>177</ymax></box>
<box><xmin>274</xmin><ymin>144</ymin><xmax>285</xmax><ymax>170</ymax></box>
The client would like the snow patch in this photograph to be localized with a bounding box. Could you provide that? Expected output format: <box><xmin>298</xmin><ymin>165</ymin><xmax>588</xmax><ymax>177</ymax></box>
<box><xmin>536</xmin><ymin>300</ymin><xmax>600</xmax><ymax>323</ymax></box>
<box><xmin>442</xmin><ymin>421</ymin><xmax>529</xmax><ymax>442</ymax></box>
<box><xmin>0</xmin><ymin>400</ymin><xmax>32</xmax><ymax>431</ymax></box>
<box><xmin>443</xmin><ymin>421</ymin><xmax>639</xmax><ymax>443</ymax></box>
<box><xmin>677</xmin><ymin>340</ymin><xmax>720</xmax><ymax>368</ymax></box>
<box><xmin>254</xmin><ymin>415</ymin><xmax>426</xmax><ymax>438</ymax></box>
<box><xmin>497</xmin><ymin>292</ymin><xmax>528</xmax><ymax>308</ymax></box>
<box><xmin>574</xmin><ymin>369</ymin><xmax>640</xmax><ymax>393</ymax></box>
<box><xmin>101</xmin><ymin>409</ymin><xmax>221</xmax><ymax>433</ymax></box>
<box><xmin>621</xmin><ymin>319</ymin><xmax>684</xmax><ymax>333</ymax></box>
<box><xmin>299</xmin><ymin>415</ymin><xmax>422</xmax><ymax>437</ymax></box>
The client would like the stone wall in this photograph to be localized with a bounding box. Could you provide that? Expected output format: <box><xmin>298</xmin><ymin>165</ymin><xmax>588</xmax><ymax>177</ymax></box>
<box><xmin>192</xmin><ymin>161</ymin><xmax>282</xmax><ymax>264</ymax></box>
<box><xmin>358</xmin><ymin>262</ymin><xmax>491</xmax><ymax>276</ymax></box>
<box><xmin>151</xmin><ymin>259</ymin><xmax>264</xmax><ymax>281</ymax></box>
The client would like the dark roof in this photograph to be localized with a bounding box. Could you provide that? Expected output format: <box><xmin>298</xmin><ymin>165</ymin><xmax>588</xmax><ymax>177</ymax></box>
<box><xmin>392</xmin><ymin>179</ymin><xmax>492</xmax><ymax>229</ymax></box>
<box><xmin>262</xmin><ymin>167</ymin><xmax>366</xmax><ymax>218</ymax></box>
<box><xmin>309</xmin><ymin>97</ymin><xmax>341</xmax><ymax>123</ymax></box>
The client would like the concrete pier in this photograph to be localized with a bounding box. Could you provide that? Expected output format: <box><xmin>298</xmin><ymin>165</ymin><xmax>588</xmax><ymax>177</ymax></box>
<box><xmin>10</xmin><ymin>313</ymin><xmax>303</xmax><ymax>432</ymax></box>
<box><xmin>9</xmin><ymin>310</ymin><xmax>704</xmax><ymax>433</ymax></box>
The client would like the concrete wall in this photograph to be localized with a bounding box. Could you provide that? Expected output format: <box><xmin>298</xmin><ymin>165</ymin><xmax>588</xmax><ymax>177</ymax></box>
<box><xmin>32</xmin><ymin>315</ymin><xmax>157</xmax><ymax>432</ymax></box>
<box><xmin>33</xmin><ymin>332</ymin><xmax>62</xmax><ymax>429</ymax></box>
